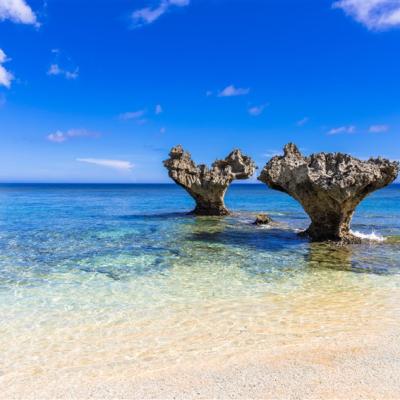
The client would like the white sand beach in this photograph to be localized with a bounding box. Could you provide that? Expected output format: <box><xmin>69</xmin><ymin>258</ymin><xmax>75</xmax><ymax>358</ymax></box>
<box><xmin>3</xmin><ymin>330</ymin><xmax>399</xmax><ymax>399</ymax></box>
<box><xmin>2</xmin><ymin>268</ymin><xmax>399</xmax><ymax>399</ymax></box>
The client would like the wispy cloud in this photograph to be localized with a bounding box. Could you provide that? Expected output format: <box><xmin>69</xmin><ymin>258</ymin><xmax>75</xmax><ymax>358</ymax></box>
<box><xmin>0</xmin><ymin>0</ymin><xmax>38</xmax><ymax>26</ymax></box>
<box><xmin>155</xmin><ymin>104</ymin><xmax>163</xmax><ymax>114</ymax></box>
<box><xmin>47</xmin><ymin>129</ymin><xmax>99</xmax><ymax>143</ymax></box>
<box><xmin>297</xmin><ymin>117</ymin><xmax>309</xmax><ymax>126</ymax></box>
<box><xmin>369</xmin><ymin>124</ymin><xmax>389</xmax><ymax>133</ymax></box>
<box><xmin>218</xmin><ymin>85</ymin><xmax>250</xmax><ymax>97</ymax></box>
<box><xmin>119</xmin><ymin>109</ymin><xmax>146</xmax><ymax>120</ymax></box>
<box><xmin>47</xmin><ymin>50</ymin><xmax>79</xmax><ymax>80</ymax></box>
<box><xmin>48</xmin><ymin>64</ymin><xmax>79</xmax><ymax>80</ymax></box>
<box><xmin>0</xmin><ymin>49</ymin><xmax>13</xmax><ymax>88</ymax></box>
<box><xmin>263</xmin><ymin>150</ymin><xmax>281</xmax><ymax>158</ymax></box>
<box><xmin>333</xmin><ymin>0</ymin><xmax>400</xmax><ymax>30</ymax></box>
<box><xmin>47</xmin><ymin>131</ymin><xmax>67</xmax><ymax>143</ymax></box>
<box><xmin>120</xmin><ymin>105</ymin><xmax>162</xmax><ymax>121</ymax></box>
<box><xmin>327</xmin><ymin>125</ymin><xmax>356</xmax><ymax>135</ymax></box>
<box><xmin>248</xmin><ymin>104</ymin><xmax>268</xmax><ymax>116</ymax></box>
<box><xmin>77</xmin><ymin>158</ymin><xmax>134</xmax><ymax>171</ymax></box>
<box><xmin>132</xmin><ymin>0</ymin><xmax>190</xmax><ymax>27</ymax></box>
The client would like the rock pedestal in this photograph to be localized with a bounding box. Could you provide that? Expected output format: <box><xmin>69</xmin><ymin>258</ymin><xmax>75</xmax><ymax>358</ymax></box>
<box><xmin>164</xmin><ymin>145</ymin><xmax>256</xmax><ymax>216</ymax></box>
<box><xmin>258</xmin><ymin>143</ymin><xmax>399</xmax><ymax>243</ymax></box>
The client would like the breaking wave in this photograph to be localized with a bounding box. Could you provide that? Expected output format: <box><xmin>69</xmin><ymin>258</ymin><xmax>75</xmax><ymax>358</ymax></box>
<box><xmin>351</xmin><ymin>230</ymin><xmax>386</xmax><ymax>242</ymax></box>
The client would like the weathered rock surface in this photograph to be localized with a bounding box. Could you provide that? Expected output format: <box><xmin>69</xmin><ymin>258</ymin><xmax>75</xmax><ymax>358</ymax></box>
<box><xmin>254</xmin><ymin>213</ymin><xmax>272</xmax><ymax>226</ymax></box>
<box><xmin>258</xmin><ymin>143</ymin><xmax>399</xmax><ymax>243</ymax></box>
<box><xmin>164</xmin><ymin>145</ymin><xmax>256</xmax><ymax>216</ymax></box>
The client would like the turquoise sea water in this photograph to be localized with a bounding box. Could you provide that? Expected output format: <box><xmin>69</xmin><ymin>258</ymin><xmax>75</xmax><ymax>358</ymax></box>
<box><xmin>1</xmin><ymin>184</ymin><xmax>400</xmax><ymax>383</ymax></box>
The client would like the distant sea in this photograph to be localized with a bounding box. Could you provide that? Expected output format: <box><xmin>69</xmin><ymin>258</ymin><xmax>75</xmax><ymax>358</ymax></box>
<box><xmin>1</xmin><ymin>183</ymin><xmax>400</xmax><ymax>387</ymax></box>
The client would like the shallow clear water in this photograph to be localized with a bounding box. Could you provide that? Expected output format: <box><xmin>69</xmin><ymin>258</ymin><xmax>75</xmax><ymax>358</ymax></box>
<box><xmin>1</xmin><ymin>184</ymin><xmax>400</xmax><ymax>381</ymax></box>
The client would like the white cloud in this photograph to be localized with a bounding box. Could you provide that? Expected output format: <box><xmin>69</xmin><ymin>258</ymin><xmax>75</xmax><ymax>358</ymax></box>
<box><xmin>47</xmin><ymin>131</ymin><xmax>67</xmax><ymax>143</ymax></box>
<box><xmin>333</xmin><ymin>0</ymin><xmax>400</xmax><ymax>30</ymax></box>
<box><xmin>248</xmin><ymin>104</ymin><xmax>268</xmax><ymax>116</ymax></box>
<box><xmin>218</xmin><ymin>85</ymin><xmax>250</xmax><ymax>97</ymax></box>
<box><xmin>47</xmin><ymin>129</ymin><xmax>99</xmax><ymax>143</ymax></box>
<box><xmin>297</xmin><ymin>117</ymin><xmax>309</xmax><ymax>126</ymax></box>
<box><xmin>119</xmin><ymin>109</ymin><xmax>146</xmax><ymax>120</ymax></box>
<box><xmin>132</xmin><ymin>0</ymin><xmax>190</xmax><ymax>27</ymax></box>
<box><xmin>327</xmin><ymin>125</ymin><xmax>356</xmax><ymax>135</ymax></box>
<box><xmin>48</xmin><ymin>64</ymin><xmax>61</xmax><ymax>75</ymax></box>
<box><xmin>0</xmin><ymin>48</ymin><xmax>7</xmax><ymax>63</ymax></box>
<box><xmin>77</xmin><ymin>158</ymin><xmax>134</xmax><ymax>171</ymax></box>
<box><xmin>369</xmin><ymin>124</ymin><xmax>389</xmax><ymax>133</ymax></box>
<box><xmin>155</xmin><ymin>104</ymin><xmax>163</xmax><ymax>114</ymax></box>
<box><xmin>0</xmin><ymin>48</ymin><xmax>13</xmax><ymax>88</ymax></box>
<box><xmin>263</xmin><ymin>150</ymin><xmax>281</xmax><ymax>158</ymax></box>
<box><xmin>133</xmin><ymin>4</ymin><xmax>167</xmax><ymax>25</ymax></box>
<box><xmin>48</xmin><ymin>63</ymin><xmax>79</xmax><ymax>80</ymax></box>
<box><xmin>0</xmin><ymin>0</ymin><xmax>38</xmax><ymax>26</ymax></box>
<box><xmin>65</xmin><ymin>69</ymin><xmax>79</xmax><ymax>80</ymax></box>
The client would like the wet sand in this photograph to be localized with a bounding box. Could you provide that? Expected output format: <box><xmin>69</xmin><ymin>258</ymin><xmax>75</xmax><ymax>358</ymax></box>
<box><xmin>3</xmin><ymin>329</ymin><xmax>399</xmax><ymax>399</ymax></box>
<box><xmin>2</xmin><ymin>242</ymin><xmax>400</xmax><ymax>399</ymax></box>
<box><xmin>2</xmin><ymin>280</ymin><xmax>399</xmax><ymax>400</ymax></box>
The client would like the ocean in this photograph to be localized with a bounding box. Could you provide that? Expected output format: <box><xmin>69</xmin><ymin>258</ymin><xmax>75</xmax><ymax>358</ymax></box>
<box><xmin>1</xmin><ymin>183</ymin><xmax>400</xmax><ymax>391</ymax></box>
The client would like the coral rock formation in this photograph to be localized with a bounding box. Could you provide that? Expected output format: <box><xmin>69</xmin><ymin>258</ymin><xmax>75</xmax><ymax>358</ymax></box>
<box><xmin>164</xmin><ymin>145</ymin><xmax>256</xmax><ymax>216</ymax></box>
<box><xmin>258</xmin><ymin>143</ymin><xmax>399</xmax><ymax>243</ymax></box>
<box><xmin>254</xmin><ymin>213</ymin><xmax>272</xmax><ymax>226</ymax></box>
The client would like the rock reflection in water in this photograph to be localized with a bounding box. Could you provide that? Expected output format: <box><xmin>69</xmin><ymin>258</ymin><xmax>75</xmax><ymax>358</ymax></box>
<box><xmin>306</xmin><ymin>242</ymin><xmax>399</xmax><ymax>275</ymax></box>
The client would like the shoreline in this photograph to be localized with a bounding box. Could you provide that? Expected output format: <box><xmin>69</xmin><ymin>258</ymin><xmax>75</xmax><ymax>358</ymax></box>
<box><xmin>1</xmin><ymin>185</ymin><xmax>399</xmax><ymax>400</ymax></box>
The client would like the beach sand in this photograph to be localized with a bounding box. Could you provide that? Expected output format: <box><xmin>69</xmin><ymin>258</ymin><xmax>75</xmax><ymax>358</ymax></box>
<box><xmin>2</xmin><ymin>240</ymin><xmax>400</xmax><ymax>400</ymax></box>
<box><xmin>2</xmin><ymin>279</ymin><xmax>399</xmax><ymax>400</ymax></box>
<box><xmin>2</xmin><ymin>330</ymin><xmax>399</xmax><ymax>399</ymax></box>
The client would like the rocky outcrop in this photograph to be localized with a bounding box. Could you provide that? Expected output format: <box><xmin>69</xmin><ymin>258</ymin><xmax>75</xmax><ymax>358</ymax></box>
<box><xmin>254</xmin><ymin>213</ymin><xmax>272</xmax><ymax>226</ymax></box>
<box><xmin>258</xmin><ymin>143</ymin><xmax>399</xmax><ymax>243</ymax></box>
<box><xmin>164</xmin><ymin>145</ymin><xmax>256</xmax><ymax>216</ymax></box>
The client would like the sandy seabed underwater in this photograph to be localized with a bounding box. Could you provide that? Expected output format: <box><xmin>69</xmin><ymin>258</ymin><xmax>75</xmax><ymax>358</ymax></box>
<box><xmin>1</xmin><ymin>184</ymin><xmax>400</xmax><ymax>399</ymax></box>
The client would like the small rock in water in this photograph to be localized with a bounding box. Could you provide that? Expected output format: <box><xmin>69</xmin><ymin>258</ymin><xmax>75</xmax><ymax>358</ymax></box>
<box><xmin>254</xmin><ymin>213</ymin><xmax>272</xmax><ymax>225</ymax></box>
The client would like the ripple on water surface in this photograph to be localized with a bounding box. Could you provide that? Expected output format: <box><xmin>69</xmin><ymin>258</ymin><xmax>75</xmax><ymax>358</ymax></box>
<box><xmin>0</xmin><ymin>184</ymin><xmax>399</xmax><ymax>380</ymax></box>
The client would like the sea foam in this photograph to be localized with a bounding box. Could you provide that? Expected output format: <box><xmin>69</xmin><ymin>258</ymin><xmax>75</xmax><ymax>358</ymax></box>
<box><xmin>350</xmin><ymin>230</ymin><xmax>386</xmax><ymax>242</ymax></box>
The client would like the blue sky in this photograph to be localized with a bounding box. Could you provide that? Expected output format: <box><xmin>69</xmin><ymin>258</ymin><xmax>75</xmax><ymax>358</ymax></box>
<box><xmin>0</xmin><ymin>0</ymin><xmax>400</xmax><ymax>183</ymax></box>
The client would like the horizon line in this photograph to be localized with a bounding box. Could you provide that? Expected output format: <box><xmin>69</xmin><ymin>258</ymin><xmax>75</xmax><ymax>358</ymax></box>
<box><xmin>0</xmin><ymin>182</ymin><xmax>399</xmax><ymax>186</ymax></box>
<box><xmin>0</xmin><ymin>181</ymin><xmax>264</xmax><ymax>185</ymax></box>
